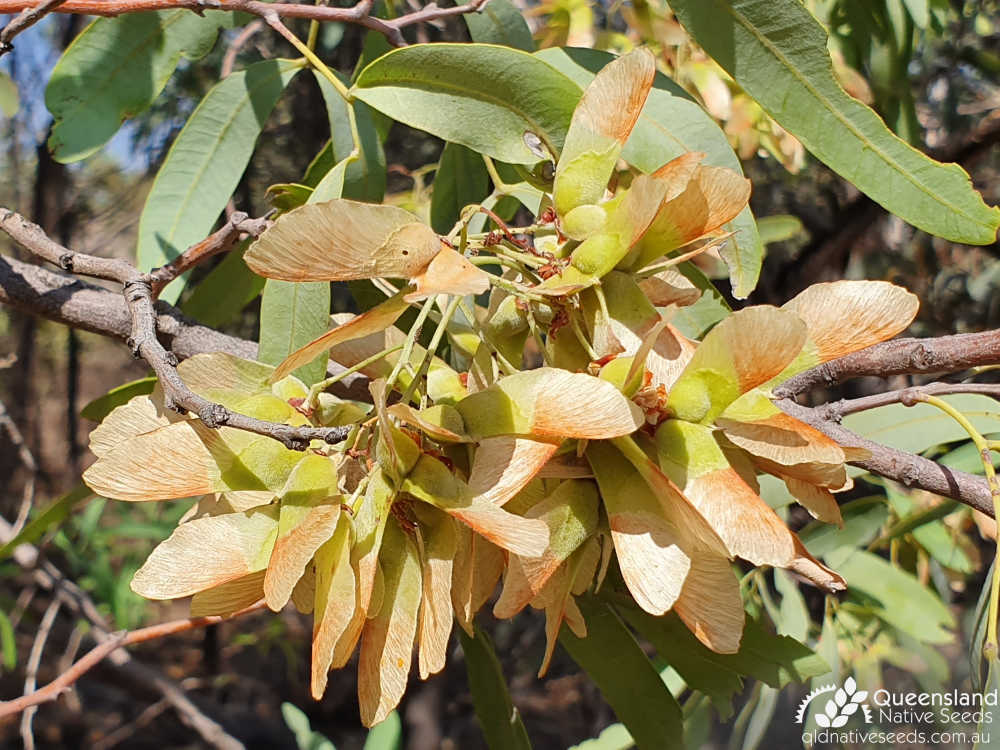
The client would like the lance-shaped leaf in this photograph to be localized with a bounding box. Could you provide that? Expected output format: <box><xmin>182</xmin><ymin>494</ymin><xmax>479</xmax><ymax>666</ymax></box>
<box><xmin>190</xmin><ymin>570</ymin><xmax>266</xmax><ymax>618</ymax></box>
<box><xmin>270</xmin><ymin>292</ymin><xmax>409</xmax><ymax>383</ymax></box>
<box><xmin>665</xmin><ymin>306</ymin><xmax>806</xmax><ymax>424</ymax></box>
<box><xmin>670</xmin><ymin>0</ymin><xmax>1000</xmax><ymax>245</ymax></box>
<box><xmin>466</xmin><ymin>436</ymin><xmax>560</xmax><ymax>506</ymax></box>
<box><xmin>413</xmin><ymin>504</ymin><xmax>457</xmax><ymax>680</ymax></box>
<box><xmin>132</xmin><ymin>506</ymin><xmax>279</xmax><ymax>599</ymax></box>
<box><xmin>312</xmin><ymin>514</ymin><xmax>358</xmax><ymax>698</ymax></box>
<box><xmin>46</xmin><ymin>10</ymin><xmax>238</xmax><ymax>163</ymax></box>
<box><xmin>358</xmin><ymin>519</ymin><xmax>422</xmax><ymax>726</ymax></box>
<box><xmin>776</xmin><ymin>280</ymin><xmax>919</xmax><ymax>382</ymax></box>
<box><xmin>402</xmin><ymin>454</ymin><xmax>549</xmax><ymax>557</ymax></box>
<box><xmin>673</xmin><ymin>554</ymin><xmax>744</xmax><ymax>653</ymax></box>
<box><xmin>246</xmin><ymin>199</ymin><xmax>441</xmax><ymax>282</ymax></box>
<box><xmin>625</xmin><ymin>165</ymin><xmax>751</xmax><ymax>271</ymax></box>
<box><xmin>456</xmin><ymin>368</ymin><xmax>643</xmax><ymax>440</ymax></box>
<box><xmin>588</xmin><ymin>440</ymin><xmax>691</xmax><ymax>615</ymax></box>
<box><xmin>452</xmin><ymin>526</ymin><xmax>504</xmax><ymax>635</ymax></box>
<box><xmin>553</xmin><ymin>48</ymin><xmax>655</xmax><ymax>218</ymax></box>
<box><xmin>264</xmin><ymin>454</ymin><xmax>341</xmax><ymax>611</ymax></box>
<box><xmin>494</xmin><ymin>479</ymin><xmax>599</xmax><ymax>618</ymax></box>
<box><xmin>654</xmin><ymin>419</ymin><xmax>845</xmax><ymax>592</ymax></box>
<box><xmin>138</xmin><ymin>58</ymin><xmax>302</xmax><ymax>303</ymax></box>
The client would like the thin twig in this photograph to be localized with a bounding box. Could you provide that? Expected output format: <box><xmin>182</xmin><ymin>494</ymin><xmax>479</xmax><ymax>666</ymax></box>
<box><xmin>0</xmin><ymin>0</ymin><xmax>68</xmax><ymax>56</ymax></box>
<box><xmin>0</xmin><ymin>601</ymin><xmax>267</xmax><ymax>719</ymax></box>
<box><xmin>0</xmin><ymin>0</ymin><xmax>492</xmax><ymax>46</ymax></box>
<box><xmin>0</xmin><ymin>209</ymin><xmax>348</xmax><ymax>450</ymax></box>
<box><xmin>147</xmin><ymin>210</ymin><xmax>271</xmax><ymax>296</ymax></box>
<box><xmin>815</xmin><ymin>381</ymin><xmax>1000</xmax><ymax>421</ymax></box>
<box><xmin>20</xmin><ymin>597</ymin><xmax>61</xmax><ymax>750</ymax></box>
<box><xmin>0</xmin><ymin>397</ymin><xmax>37</xmax><ymax>535</ymax></box>
<box><xmin>220</xmin><ymin>18</ymin><xmax>264</xmax><ymax>79</ymax></box>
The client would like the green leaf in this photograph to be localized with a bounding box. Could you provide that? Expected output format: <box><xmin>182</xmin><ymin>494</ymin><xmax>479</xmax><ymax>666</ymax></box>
<box><xmin>535</xmin><ymin>46</ymin><xmax>763</xmax><ymax>297</ymax></box>
<box><xmin>0</xmin><ymin>72</ymin><xmax>18</xmax><ymax>117</ymax></box>
<box><xmin>0</xmin><ymin>609</ymin><xmax>16</xmax><ymax>671</ymax></box>
<box><xmin>281</xmin><ymin>702</ymin><xmax>336</xmax><ymax>750</ymax></box>
<box><xmin>618</xmin><ymin>605</ymin><xmax>742</xmax><ymax>718</ymax></box>
<box><xmin>884</xmin><ymin>488</ymin><xmax>972</xmax><ymax>573</ymax></box>
<box><xmin>773</xmin><ymin>570</ymin><xmax>809</xmax><ymax>641</ymax></box>
<box><xmin>259</xmin><ymin>279</ymin><xmax>330</xmax><ymax>386</ymax></box>
<box><xmin>313</xmin><ymin>70</ymin><xmax>386</xmax><ymax>202</ymax></box>
<box><xmin>0</xmin><ymin>484</ymin><xmax>93</xmax><ymax>561</ymax></box>
<box><xmin>756</xmin><ymin>214</ymin><xmax>804</xmax><ymax>245</ymax></box>
<box><xmin>46</xmin><ymin>10</ymin><xmax>237</xmax><ymax>163</ymax></box>
<box><xmin>464</xmin><ymin>0</ymin><xmax>534</xmax><ymax>51</ymax></box>
<box><xmin>431</xmin><ymin>142</ymin><xmax>491</xmax><ymax>234</ymax></box>
<box><xmin>842</xmin><ymin>394</ymin><xmax>1000</xmax><ymax>455</ymax></box>
<box><xmin>671</xmin><ymin>0</ymin><xmax>1000</xmax><ymax>244</ymax></box>
<box><xmin>363</xmin><ymin>711</ymin><xmax>402</xmax><ymax>750</ymax></box>
<box><xmin>669</xmin><ymin>262</ymin><xmax>731</xmax><ymax>338</ymax></box>
<box><xmin>353</xmin><ymin>43</ymin><xmax>579</xmax><ymax>164</ymax></box>
<box><xmin>799</xmin><ymin>496</ymin><xmax>888</xmax><ymax>558</ymax></box>
<box><xmin>624</xmin><ymin>606</ymin><xmax>828</xmax><ymax>690</ymax></box>
<box><xmin>976</xmin><ymin>659</ymin><xmax>1000</xmax><ymax>750</ymax></box>
<box><xmin>310</xmin><ymin>158</ymin><xmax>349</xmax><ymax>204</ymax></box>
<box><xmin>136</xmin><ymin>58</ymin><xmax>302</xmax><ymax>303</ymax></box>
<box><xmin>80</xmin><ymin>377</ymin><xmax>156</xmax><ymax>421</ymax></box>
<box><xmin>458</xmin><ymin>626</ymin><xmax>532</xmax><ymax>750</ymax></box>
<box><xmin>181</xmin><ymin>242</ymin><xmax>266</xmax><ymax>327</ymax></box>
<box><xmin>568</xmin><ymin>723</ymin><xmax>633</xmax><ymax>750</ymax></box>
<box><xmin>824</xmin><ymin>547</ymin><xmax>955</xmax><ymax>644</ymax></box>
<box><xmin>561</xmin><ymin>597</ymin><xmax>683</xmax><ymax>748</ymax></box>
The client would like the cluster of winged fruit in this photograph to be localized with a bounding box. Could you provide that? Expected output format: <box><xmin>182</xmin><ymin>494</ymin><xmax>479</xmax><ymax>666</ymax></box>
<box><xmin>83</xmin><ymin>49</ymin><xmax>919</xmax><ymax>725</ymax></box>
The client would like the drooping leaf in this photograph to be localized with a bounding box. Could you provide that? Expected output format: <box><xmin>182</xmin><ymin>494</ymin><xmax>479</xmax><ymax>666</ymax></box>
<box><xmin>137</xmin><ymin>58</ymin><xmax>302</xmax><ymax>302</ymax></box>
<box><xmin>560</xmin><ymin>596</ymin><xmax>684</xmax><ymax>748</ymax></box>
<box><xmin>259</xmin><ymin>279</ymin><xmax>331</xmax><ymax>386</ymax></box>
<box><xmin>824</xmin><ymin>547</ymin><xmax>955</xmax><ymax>644</ymax></box>
<box><xmin>313</xmin><ymin>70</ymin><xmax>387</xmax><ymax>203</ymax></box>
<box><xmin>458</xmin><ymin>625</ymin><xmax>532</xmax><ymax>750</ymax></box>
<box><xmin>353</xmin><ymin>43</ymin><xmax>580</xmax><ymax>164</ymax></box>
<box><xmin>0</xmin><ymin>72</ymin><xmax>18</xmax><ymax>117</ymax></box>
<box><xmin>670</xmin><ymin>0</ymin><xmax>1000</xmax><ymax>244</ymax></box>
<box><xmin>181</xmin><ymin>243</ymin><xmax>266</xmax><ymax>327</ymax></box>
<box><xmin>46</xmin><ymin>10</ymin><xmax>238</xmax><ymax>162</ymax></box>
<box><xmin>464</xmin><ymin>0</ymin><xmax>535</xmax><ymax>51</ymax></box>
<box><xmin>80</xmin><ymin>377</ymin><xmax>157</xmax><ymax>422</ymax></box>
<box><xmin>624</xmin><ymin>607</ymin><xmax>829</xmax><ymax>689</ymax></box>
<box><xmin>431</xmin><ymin>142</ymin><xmax>491</xmax><ymax>235</ymax></box>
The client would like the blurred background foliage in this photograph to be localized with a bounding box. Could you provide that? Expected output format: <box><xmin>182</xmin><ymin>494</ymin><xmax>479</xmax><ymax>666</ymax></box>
<box><xmin>1</xmin><ymin>0</ymin><xmax>999</xmax><ymax>747</ymax></box>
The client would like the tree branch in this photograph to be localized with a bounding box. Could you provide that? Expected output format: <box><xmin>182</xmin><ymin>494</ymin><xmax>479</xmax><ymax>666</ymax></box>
<box><xmin>0</xmin><ymin>602</ymin><xmax>267</xmax><ymax>719</ymax></box>
<box><xmin>813</xmin><ymin>381</ymin><xmax>1000</xmax><ymax>420</ymax></box>
<box><xmin>776</xmin><ymin>398</ymin><xmax>995</xmax><ymax>517</ymax></box>
<box><xmin>0</xmin><ymin>209</ymin><xmax>348</xmax><ymax>450</ymax></box>
<box><xmin>0</xmin><ymin>0</ymin><xmax>68</xmax><ymax>56</ymax></box>
<box><xmin>774</xmin><ymin>330</ymin><xmax>1000</xmax><ymax>398</ymax></box>
<box><xmin>0</xmin><ymin>0</ymin><xmax>493</xmax><ymax>46</ymax></box>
